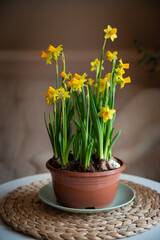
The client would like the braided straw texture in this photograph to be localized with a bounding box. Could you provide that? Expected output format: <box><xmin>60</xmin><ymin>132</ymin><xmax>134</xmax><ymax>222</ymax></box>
<box><xmin>0</xmin><ymin>179</ymin><xmax>160</xmax><ymax>240</ymax></box>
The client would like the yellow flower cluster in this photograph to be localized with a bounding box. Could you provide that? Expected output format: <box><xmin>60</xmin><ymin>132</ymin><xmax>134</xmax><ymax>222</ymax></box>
<box><xmin>45</xmin><ymin>86</ymin><xmax>58</xmax><ymax>105</ymax></box>
<box><xmin>45</xmin><ymin>86</ymin><xmax>70</xmax><ymax>105</ymax></box>
<box><xmin>40</xmin><ymin>44</ymin><xmax>63</xmax><ymax>64</ymax></box>
<box><xmin>43</xmin><ymin>25</ymin><xmax>131</xmax><ymax>124</ymax></box>
<box><xmin>61</xmin><ymin>72</ymin><xmax>87</xmax><ymax>93</ymax></box>
<box><xmin>115</xmin><ymin>59</ymin><xmax>131</xmax><ymax>88</ymax></box>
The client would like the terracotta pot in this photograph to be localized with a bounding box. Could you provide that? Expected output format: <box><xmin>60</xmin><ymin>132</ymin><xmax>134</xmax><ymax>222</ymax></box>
<box><xmin>46</xmin><ymin>157</ymin><xmax>126</xmax><ymax>209</ymax></box>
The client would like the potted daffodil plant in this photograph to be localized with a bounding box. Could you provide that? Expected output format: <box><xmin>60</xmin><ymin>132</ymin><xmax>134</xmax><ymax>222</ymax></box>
<box><xmin>40</xmin><ymin>25</ymin><xmax>131</xmax><ymax>209</ymax></box>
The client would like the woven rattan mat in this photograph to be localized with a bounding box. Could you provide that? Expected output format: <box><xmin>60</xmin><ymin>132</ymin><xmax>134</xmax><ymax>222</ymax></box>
<box><xmin>0</xmin><ymin>180</ymin><xmax>160</xmax><ymax>240</ymax></box>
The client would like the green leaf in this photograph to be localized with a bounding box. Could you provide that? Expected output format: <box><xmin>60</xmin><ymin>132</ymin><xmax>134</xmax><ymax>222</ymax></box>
<box><xmin>81</xmin><ymin>87</ymin><xmax>86</xmax><ymax>120</ymax></box>
<box><xmin>79</xmin><ymin>116</ymin><xmax>87</xmax><ymax>148</ymax></box>
<box><xmin>109</xmin><ymin>127</ymin><xmax>114</xmax><ymax>140</ymax></box>
<box><xmin>74</xmin><ymin>91</ymin><xmax>85</xmax><ymax>120</ymax></box>
<box><xmin>66</xmin><ymin>97</ymin><xmax>71</xmax><ymax>116</ymax></box>
<box><xmin>49</xmin><ymin>113</ymin><xmax>54</xmax><ymax>134</ymax></box>
<box><xmin>112</xmin><ymin>112</ymin><xmax>116</xmax><ymax>123</ymax></box>
<box><xmin>44</xmin><ymin>112</ymin><xmax>58</xmax><ymax>158</ymax></box>
<box><xmin>65</xmin><ymin>134</ymin><xmax>76</xmax><ymax>162</ymax></box>
<box><xmin>73</xmin><ymin>118</ymin><xmax>81</xmax><ymax>130</ymax></box>
<box><xmin>89</xmin><ymin>86</ymin><xmax>103</xmax><ymax>158</ymax></box>
<box><xmin>44</xmin><ymin>112</ymin><xmax>51</xmax><ymax>140</ymax></box>
<box><xmin>73</xmin><ymin>136</ymin><xmax>81</xmax><ymax>161</ymax></box>
<box><xmin>85</xmin><ymin>139</ymin><xmax>94</xmax><ymax>170</ymax></box>
<box><xmin>67</xmin><ymin>106</ymin><xmax>74</xmax><ymax>127</ymax></box>
<box><xmin>109</xmin><ymin>129</ymin><xmax>122</xmax><ymax>151</ymax></box>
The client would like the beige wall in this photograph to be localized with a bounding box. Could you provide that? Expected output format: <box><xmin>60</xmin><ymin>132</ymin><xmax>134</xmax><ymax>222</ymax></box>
<box><xmin>0</xmin><ymin>0</ymin><xmax>160</xmax><ymax>183</ymax></box>
<box><xmin>1</xmin><ymin>0</ymin><xmax>160</xmax><ymax>51</ymax></box>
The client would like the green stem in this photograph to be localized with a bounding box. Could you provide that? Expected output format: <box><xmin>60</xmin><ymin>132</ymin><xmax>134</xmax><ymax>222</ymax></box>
<box><xmin>104</xmin><ymin>119</ymin><xmax>112</xmax><ymax>161</ymax></box>
<box><xmin>54</xmin><ymin>101</ymin><xmax>57</xmax><ymax>130</ymax></box>
<box><xmin>62</xmin><ymin>52</ymin><xmax>67</xmax><ymax>90</ymax></box>
<box><xmin>53</xmin><ymin>102</ymin><xmax>58</xmax><ymax>158</ymax></box>
<box><xmin>73</xmin><ymin>93</ymin><xmax>77</xmax><ymax>126</ymax></box>
<box><xmin>86</xmin><ymin>86</ymin><xmax>90</xmax><ymax>144</ymax></box>
<box><xmin>103</xmin><ymin>84</ymin><xmax>109</xmax><ymax>106</ymax></box>
<box><xmin>94</xmin><ymin>66</ymin><xmax>99</xmax><ymax>95</ymax></box>
<box><xmin>55</xmin><ymin>60</ymin><xmax>59</xmax><ymax>89</ymax></box>
<box><xmin>112</xmin><ymin>85</ymin><xmax>116</xmax><ymax>109</ymax></box>
<box><xmin>62</xmin><ymin>100</ymin><xmax>67</xmax><ymax>164</ymax></box>
<box><xmin>96</xmin><ymin>38</ymin><xmax>107</xmax><ymax>106</ymax></box>
<box><xmin>109</xmin><ymin>56</ymin><xmax>116</xmax><ymax>108</ymax></box>
<box><xmin>55</xmin><ymin>60</ymin><xmax>60</xmax><ymax>114</ymax></box>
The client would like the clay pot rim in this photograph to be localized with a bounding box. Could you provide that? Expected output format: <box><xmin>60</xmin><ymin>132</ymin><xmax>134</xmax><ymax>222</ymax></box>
<box><xmin>46</xmin><ymin>157</ymin><xmax>126</xmax><ymax>177</ymax></box>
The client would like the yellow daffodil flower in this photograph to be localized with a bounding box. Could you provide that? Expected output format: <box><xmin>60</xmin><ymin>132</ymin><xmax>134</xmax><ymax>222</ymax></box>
<box><xmin>45</xmin><ymin>86</ymin><xmax>58</xmax><ymax>105</ymax></box>
<box><xmin>57</xmin><ymin>87</ymin><xmax>70</xmax><ymax>100</ymax></box>
<box><xmin>115</xmin><ymin>67</ymin><xmax>125</xmax><ymax>77</ymax></box>
<box><xmin>40</xmin><ymin>50</ymin><xmax>48</xmax><ymax>58</ymax></box>
<box><xmin>87</xmin><ymin>78</ymin><xmax>94</xmax><ymax>85</ymax></box>
<box><xmin>71</xmin><ymin>73</ymin><xmax>87</xmax><ymax>93</ymax></box>
<box><xmin>40</xmin><ymin>51</ymin><xmax>53</xmax><ymax>64</ymax></box>
<box><xmin>115</xmin><ymin>76</ymin><xmax>131</xmax><ymax>88</ymax></box>
<box><xmin>90</xmin><ymin>58</ymin><xmax>104</xmax><ymax>72</ymax></box>
<box><xmin>120</xmin><ymin>76</ymin><xmax>131</xmax><ymax>88</ymax></box>
<box><xmin>98</xmin><ymin>105</ymin><xmax>116</xmax><ymax>122</ymax></box>
<box><xmin>106</xmin><ymin>50</ymin><xmax>118</xmax><ymax>62</ymax></box>
<box><xmin>60</xmin><ymin>72</ymin><xmax>72</xmax><ymax>82</ymax></box>
<box><xmin>119</xmin><ymin>59</ymin><xmax>129</xmax><ymax>69</ymax></box>
<box><xmin>71</xmin><ymin>78</ymin><xmax>85</xmax><ymax>92</ymax></box>
<box><xmin>99</xmin><ymin>79</ymin><xmax>106</xmax><ymax>92</ymax></box>
<box><xmin>104</xmin><ymin>25</ymin><xmax>117</xmax><ymax>41</ymax></box>
<box><xmin>95</xmin><ymin>76</ymin><xmax>110</xmax><ymax>92</ymax></box>
<box><xmin>47</xmin><ymin>44</ymin><xmax>63</xmax><ymax>60</ymax></box>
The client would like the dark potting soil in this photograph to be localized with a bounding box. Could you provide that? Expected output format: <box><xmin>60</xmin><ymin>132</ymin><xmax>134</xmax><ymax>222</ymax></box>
<box><xmin>49</xmin><ymin>154</ymin><xmax>122</xmax><ymax>173</ymax></box>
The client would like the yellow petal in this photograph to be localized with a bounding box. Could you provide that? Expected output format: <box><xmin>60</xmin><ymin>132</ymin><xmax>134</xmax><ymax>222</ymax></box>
<box><xmin>66</xmin><ymin>81</ymin><xmax>72</xmax><ymax>88</ymax></box>
<box><xmin>98</xmin><ymin>112</ymin><xmax>104</xmax><ymax>117</ymax></box>
<box><xmin>106</xmin><ymin>50</ymin><xmax>113</xmax><ymax>58</ymax></box>
<box><xmin>99</xmin><ymin>106</ymin><xmax>106</xmax><ymax>112</ymax></box>
<box><xmin>40</xmin><ymin>50</ymin><xmax>48</xmax><ymax>58</ymax></box>
<box><xmin>74</xmin><ymin>73</ymin><xmax>81</xmax><ymax>80</ymax></box>
<box><xmin>60</xmin><ymin>72</ymin><xmax>67</xmax><ymax>78</ymax></box>
<box><xmin>103</xmin><ymin>117</ymin><xmax>108</xmax><ymax>123</ymax></box>
<box><xmin>71</xmin><ymin>78</ymin><xmax>79</xmax><ymax>85</ymax></box>
<box><xmin>109</xmin><ymin>109</ymin><xmax>116</xmax><ymax>115</ymax></box>
<box><xmin>124</xmin><ymin>77</ymin><xmax>131</xmax><ymax>83</ymax></box>
<box><xmin>47</xmin><ymin>45</ymin><xmax>56</xmax><ymax>53</ymax></box>
<box><xmin>123</xmin><ymin>63</ymin><xmax>129</xmax><ymax>69</ymax></box>
<box><xmin>106</xmin><ymin>105</ymin><xmax>110</xmax><ymax>111</ymax></box>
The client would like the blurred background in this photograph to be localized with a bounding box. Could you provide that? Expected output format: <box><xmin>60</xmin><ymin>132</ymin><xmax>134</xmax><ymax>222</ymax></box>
<box><xmin>0</xmin><ymin>0</ymin><xmax>160</xmax><ymax>183</ymax></box>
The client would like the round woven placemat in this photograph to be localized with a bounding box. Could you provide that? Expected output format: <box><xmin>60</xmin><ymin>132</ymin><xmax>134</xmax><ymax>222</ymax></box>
<box><xmin>0</xmin><ymin>179</ymin><xmax>160</xmax><ymax>240</ymax></box>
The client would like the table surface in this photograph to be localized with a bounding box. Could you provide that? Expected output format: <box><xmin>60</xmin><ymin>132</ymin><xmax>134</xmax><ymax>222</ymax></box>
<box><xmin>0</xmin><ymin>173</ymin><xmax>160</xmax><ymax>240</ymax></box>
